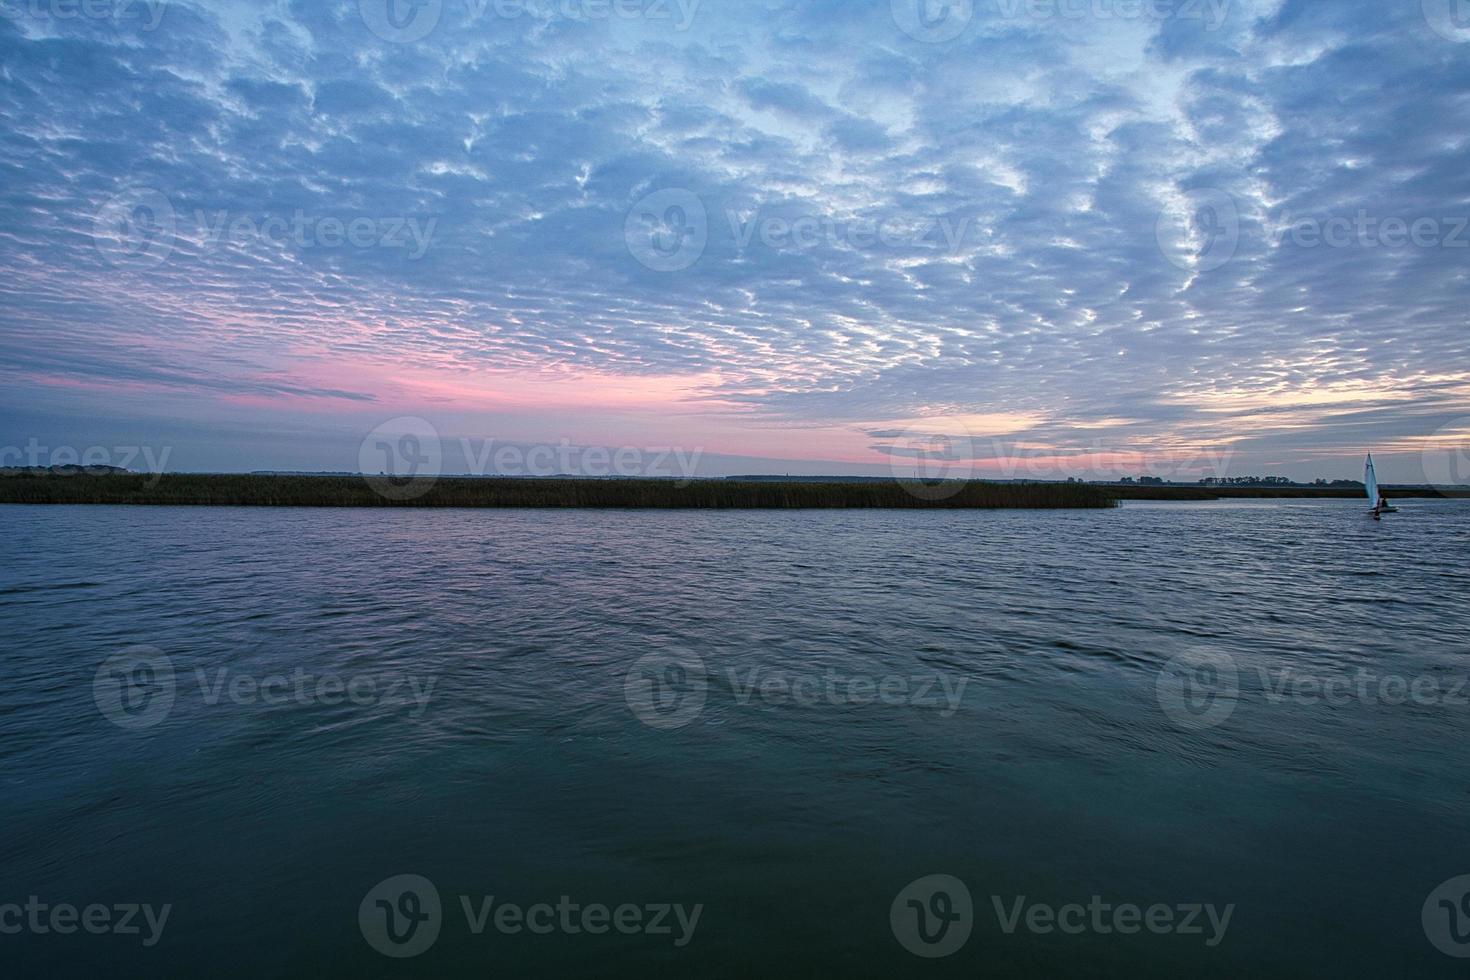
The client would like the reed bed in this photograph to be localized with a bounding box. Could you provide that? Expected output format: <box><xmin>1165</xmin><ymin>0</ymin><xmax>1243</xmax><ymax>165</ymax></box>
<box><xmin>0</xmin><ymin>473</ymin><xmax>1118</xmax><ymax>509</ymax></box>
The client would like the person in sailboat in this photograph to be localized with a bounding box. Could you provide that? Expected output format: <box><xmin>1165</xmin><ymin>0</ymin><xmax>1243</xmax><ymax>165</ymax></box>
<box><xmin>1364</xmin><ymin>453</ymin><xmax>1395</xmax><ymax>517</ymax></box>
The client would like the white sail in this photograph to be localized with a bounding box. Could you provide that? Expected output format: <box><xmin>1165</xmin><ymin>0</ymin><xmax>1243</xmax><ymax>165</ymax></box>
<box><xmin>1365</xmin><ymin>454</ymin><xmax>1379</xmax><ymax>506</ymax></box>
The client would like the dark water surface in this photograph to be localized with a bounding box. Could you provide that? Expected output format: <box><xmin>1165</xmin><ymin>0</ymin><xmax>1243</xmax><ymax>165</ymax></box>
<box><xmin>2</xmin><ymin>499</ymin><xmax>1469</xmax><ymax>978</ymax></box>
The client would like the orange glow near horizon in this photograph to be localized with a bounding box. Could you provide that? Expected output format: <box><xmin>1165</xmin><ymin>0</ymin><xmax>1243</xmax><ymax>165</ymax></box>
<box><xmin>22</xmin><ymin>348</ymin><xmax>1468</xmax><ymax>479</ymax></box>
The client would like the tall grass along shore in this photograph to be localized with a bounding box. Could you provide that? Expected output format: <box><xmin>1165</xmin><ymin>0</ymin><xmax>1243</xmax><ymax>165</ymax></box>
<box><xmin>4</xmin><ymin>471</ymin><xmax>1463</xmax><ymax>508</ymax></box>
<box><xmin>0</xmin><ymin>472</ymin><xmax>1117</xmax><ymax>509</ymax></box>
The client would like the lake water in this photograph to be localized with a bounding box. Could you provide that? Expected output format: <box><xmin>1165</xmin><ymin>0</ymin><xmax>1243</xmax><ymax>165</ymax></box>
<box><xmin>2</xmin><ymin>499</ymin><xmax>1468</xmax><ymax>977</ymax></box>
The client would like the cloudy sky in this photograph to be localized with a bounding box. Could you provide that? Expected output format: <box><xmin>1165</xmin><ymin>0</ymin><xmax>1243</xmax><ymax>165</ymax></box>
<box><xmin>1</xmin><ymin>0</ymin><xmax>1468</xmax><ymax>481</ymax></box>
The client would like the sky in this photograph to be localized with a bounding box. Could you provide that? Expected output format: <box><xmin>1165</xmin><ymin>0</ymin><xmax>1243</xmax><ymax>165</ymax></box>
<box><xmin>1</xmin><ymin>0</ymin><xmax>1468</xmax><ymax>483</ymax></box>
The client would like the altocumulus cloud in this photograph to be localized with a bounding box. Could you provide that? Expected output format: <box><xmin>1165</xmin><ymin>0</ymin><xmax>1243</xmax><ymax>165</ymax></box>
<box><xmin>0</xmin><ymin>0</ymin><xmax>1467</xmax><ymax>478</ymax></box>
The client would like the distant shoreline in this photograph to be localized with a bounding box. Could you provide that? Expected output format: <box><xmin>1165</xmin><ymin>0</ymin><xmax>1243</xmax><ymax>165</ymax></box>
<box><xmin>1104</xmin><ymin>485</ymin><xmax>1470</xmax><ymax>500</ymax></box>
<box><xmin>0</xmin><ymin>473</ymin><xmax>1115</xmax><ymax>509</ymax></box>
<box><xmin>0</xmin><ymin>472</ymin><xmax>1464</xmax><ymax>509</ymax></box>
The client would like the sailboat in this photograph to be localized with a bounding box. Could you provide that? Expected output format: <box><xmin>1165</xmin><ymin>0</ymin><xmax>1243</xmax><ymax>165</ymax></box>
<box><xmin>1365</xmin><ymin>453</ymin><xmax>1397</xmax><ymax>516</ymax></box>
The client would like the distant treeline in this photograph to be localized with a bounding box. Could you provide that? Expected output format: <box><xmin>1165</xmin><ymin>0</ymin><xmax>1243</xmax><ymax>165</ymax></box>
<box><xmin>3</xmin><ymin>472</ymin><xmax>1464</xmax><ymax>508</ymax></box>
<box><xmin>0</xmin><ymin>472</ymin><xmax>1118</xmax><ymax>509</ymax></box>
<box><xmin>1108</xmin><ymin>484</ymin><xmax>1470</xmax><ymax>500</ymax></box>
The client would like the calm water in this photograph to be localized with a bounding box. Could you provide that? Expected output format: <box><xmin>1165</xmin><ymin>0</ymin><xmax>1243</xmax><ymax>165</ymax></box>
<box><xmin>2</xmin><ymin>499</ymin><xmax>1469</xmax><ymax>978</ymax></box>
